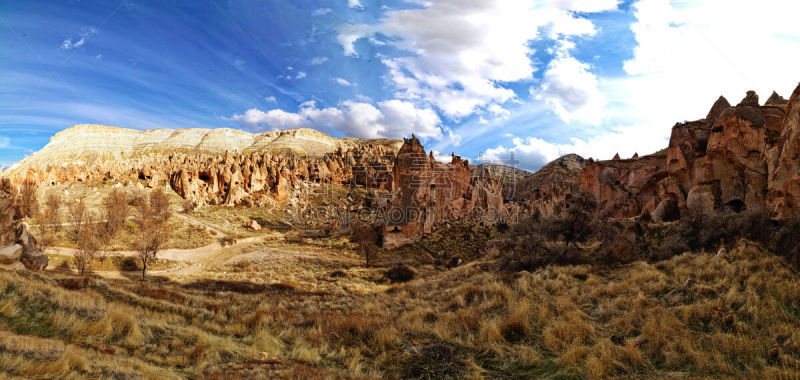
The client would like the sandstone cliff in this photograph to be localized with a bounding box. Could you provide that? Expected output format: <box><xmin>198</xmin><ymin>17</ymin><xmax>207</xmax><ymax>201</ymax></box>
<box><xmin>5</xmin><ymin>125</ymin><xmax>403</xmax><ymax>208</ymax></box>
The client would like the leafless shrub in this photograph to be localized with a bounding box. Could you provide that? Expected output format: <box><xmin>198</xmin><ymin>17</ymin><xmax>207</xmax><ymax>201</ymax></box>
<box><xmin>67</xmin><ymin>197</ymin><xmax>87</xmax><ymax>240</ymax></box>
<box><xmin>133</xmin><ymin>188</ymin><xmax>172</xmax><ymax>280</ymax></box>
<box><xmin>74</xmin><ymin>211</ymin><xmax>102</xmax><ymax>276</ymax></box>
<box><xmin>103</xmin><ymin>188</ymin><xmax>129</xmax><ymax>238</ymax></box>
<box><xmin>13</xmin><ymin>178</ymin><xmax>38</xmax><ymax>219</ymax></box>
<box><xmin>43</xmin><ymin>190</ymin><xmax>62</xmax><ymax>232</ymax></box>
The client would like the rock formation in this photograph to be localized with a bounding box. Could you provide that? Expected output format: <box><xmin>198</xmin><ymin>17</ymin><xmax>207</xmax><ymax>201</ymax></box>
<box><xmin>767</xmin><ymin>84</ymin><xmax>800</xmax><ymax>218</ymax></box>
<box><xmin>514</xmin><ymin>154</ymin><xmax>585</xmax><ymax>215</ymax></box>
<box><xmin>0</xmin><ymin>181</ymin><xmax>47</xmax><ymax>271</ymax></box>
<box><xmin>6</xmin><ymin>125</ymin><xmax>401</xmax><ymax>208</ymax></box>
<box><xmin>4</xmin><ymin>125</ymin><xmax>509</xmax><ymax>249</ymax></box>
<box><xmin>518</xmin><ymin>83</ymin><xmax>800</xmax><ymax>221</ymax></box>
<box><xmin>382</xmin><ymin>136</ymin><xmax>507</xmax><ymax>249</ymax></box>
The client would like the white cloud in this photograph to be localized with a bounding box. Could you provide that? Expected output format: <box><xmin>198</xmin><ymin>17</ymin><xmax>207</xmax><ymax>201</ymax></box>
<box><xmin>549</xmin><ymin>0</ymin><xmax>619</xmax><ymax>12</ymax></box>
<box><xmin>230</xmin><ymin>99</ymin><xmax>443</xmax><ymax>140</ymax></box>
<box><xmin>487</xmin><ymin>104</ymin><xmax>511</xmax><ymax>120</ymax></box>
<box><xmin>264</xmin><ymin>96</ymin><xmax>277</xmax><ymax>103</ymax></box>
<box><xmin>230</xmin><ymin>108</ymin><xmax>311</xmax><ymax>130</ymax></box>
<box><xmin>60</xmin><ymin>26</ymin><xmax>97</xmax><ymax>50</ymax></box>
<box><xmin>312</xmin><ymin>8</ymin><xmax>332</xmax><ymax>16</ymax></box>
<box><xmin>310</xmin><ymin>56</ymin><xmax>329</xmax><ymax>65</ymax></box>
<box><xmin>348</xmin><ymin>0</ymin><xmax>363</xmax><ymax>9</ymax></box>
<box><xmin>538</xmin><ymin>55</ymin><xmax>605</xmax><ymax>124</ymax></box>
<box><xmin>337</xmin><ymin>0</ymin><xmax>613</xmax><ymax>118</ymax></box>
<box><xmin>603</xmin><ymin>0</ymin><xmax>800</xmax><ymax>152</ymax></box>
<box><xmin>335</xmin><ymin>77</ymin><xmax>354</xmax><ymax>86</ymax></box>
<box><xmin>295</xmin><ymin>71</ymin><xmax>307</xmax><ymax>80</ymax></box>
<box><xmin>430</xmin><ymin>151</ymin><xmax>455</xmax><ymax>164</ymax></box>
<box><xmin>482</xmin><ymin>126</ymin><xmax>668</xmax><ymax>171</ymax></box>
<box><xmin>0</xmin><ymin>137</ymin><xmax>9</xmax><ymax>149</ymax></box>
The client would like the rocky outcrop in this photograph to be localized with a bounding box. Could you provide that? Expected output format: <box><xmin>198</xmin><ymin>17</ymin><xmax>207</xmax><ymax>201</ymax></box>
<box><xmin>579</xmin><ymin>153</ymin><xmax>669</xmax><ymax>218</ymax></box>
<box><xmin>382</xmin><ymin>136</ymin><xmax>506</xmax><ymax>249</ymax></box>
<box><xmin>0</xmin><ymin>179</ymin><xmax>15</xmax><ymax>247</ymax></box>
<box><xmin>16</xmin><ymin>223</ymin><xmax>47</xmax><ymax>271</ymax></box>
<box><xmin>767</xmin><ymin>83</ymin><xmax>800</xmax><ymax>219</ymax></box>
<box><xmin>705</xmin><ymin>92</ymin><xmax>771</xmax><ymax>211</ymax></box>
<box><xmin>515</xmin><ymin>154</ymin><xmax>585</xmax><ymax>216</ymax></box>
<box><xmin>518</xmin><ymin>84</ymin><xmax>800</xmax><ymax>221</ymax></box>
<box><xmin>10</xmin><ymin>129</ymin><xmax>400</xmax><ymax>208</ymax></box>
<box><xmin>0</xmin><ymin>183</ymin><xmax>46</xmax><ymax>271</ymax></box>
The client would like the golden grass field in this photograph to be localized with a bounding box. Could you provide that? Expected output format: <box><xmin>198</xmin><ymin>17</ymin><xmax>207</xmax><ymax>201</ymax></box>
<box><xmin>2</xmin><ymin>184</ymin><xmax>800</xmax><ymax>379</ymax></box>
<box><xmin>2</xmin><ymin>235</ymin><xmax>800</xmax><ymax>379</ymax></box>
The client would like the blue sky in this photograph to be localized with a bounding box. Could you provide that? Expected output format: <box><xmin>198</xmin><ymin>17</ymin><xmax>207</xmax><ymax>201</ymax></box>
<box><xmin>2</xmin><ymin>0</ymin><xmax>799</xmax><ymax>171</ymax></box>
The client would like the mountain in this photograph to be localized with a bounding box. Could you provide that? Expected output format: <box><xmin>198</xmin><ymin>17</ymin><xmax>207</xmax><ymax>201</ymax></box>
<box><xmin>5</xmin><ymin>124</ymin><xmax>402</xmax><ymax>177</ymax></box>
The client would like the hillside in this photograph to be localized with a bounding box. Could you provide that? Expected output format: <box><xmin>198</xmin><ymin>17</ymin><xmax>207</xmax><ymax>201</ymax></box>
<box><xmin>5</xmin><ymin>124</ymin><xmax>402</xmax><ymax>177</ymax></box>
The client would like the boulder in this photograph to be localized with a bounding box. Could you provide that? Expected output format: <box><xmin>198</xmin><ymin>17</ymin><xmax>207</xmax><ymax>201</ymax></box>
<box><xmin>246</xmin><ymin>220</ymin><xmax>262</xmax><ymax>231</ymax></box>
<box><xmin>0</xmin><ymin>244</ymin><xmax>22</xmax><ymax>264</ymax></box>
<box><xmin>16</xmin><ymin>223</ymin><xmax>47</xmax><ymax>271</ymax></box>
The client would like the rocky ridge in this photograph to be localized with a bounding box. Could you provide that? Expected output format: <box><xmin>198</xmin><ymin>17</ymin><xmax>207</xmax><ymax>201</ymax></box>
<box><xmin>519</xmin><ymin>82</ymin><xmax>800</xmax><ymax>221</ymax></box>
<box><xmin>6</xmin><ymin>124</ymin><xmax>402</xmax><ymax>176</ymax></box>
<box><xmin>3</xmin><ymin>126</ymin><xmax>509</xmax><ymax>249</ymax></box>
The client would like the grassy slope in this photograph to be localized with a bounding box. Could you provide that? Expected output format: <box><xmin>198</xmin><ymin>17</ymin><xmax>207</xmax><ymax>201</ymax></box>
<box><xmin>1</xmin><ymin>239</ymin><xmax>799</xmax><ymax>378</ymax></box>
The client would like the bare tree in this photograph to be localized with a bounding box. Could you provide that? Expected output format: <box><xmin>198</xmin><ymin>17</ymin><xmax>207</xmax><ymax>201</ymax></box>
<box><xmin>44</xmin><ymin>190</ymin><xmax>62</xmax><ymax>231</ymax></box>
<box><xmin>149</xmin><ymin>188</ymin><xmax>171</xmax><ymax>223</ymax></box>
<box><xmin>13</xmin><ymin>178</ymin><xmax>38</xmax><ymax>219</ymax></box>
<box><xmin>103</xmin><ymin>188</ymin><xmax>129</xmax><ymax>238</ymax></box>
<box><xmin>74</xmin><ymin>211</ymin><xmax>101</xmax><ymax>276</ymax></box>
<box><xmin>134</xmin><ymin>189</ymin><xmax>171</xmax><ymax>280</ymax></box>
<box><xmin>34</xmin><ymin>190</ymin><xmax>62</xmax><ymax>247</ymax></box>
<box><xmin>67</xmin><ymin>197</ymin><xmax>87</xmax><ymax>241</ymax></box>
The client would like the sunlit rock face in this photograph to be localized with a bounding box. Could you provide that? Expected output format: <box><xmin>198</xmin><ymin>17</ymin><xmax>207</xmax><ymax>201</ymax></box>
<box><xmin>3</xmin><ymin>125</ymin><xmax>508</xmax><ymax>249</ymax></box>
<box><xmin>5</xmin><ymin>124</ymin><xmax>402</xmax><ymax>207</ymax></box>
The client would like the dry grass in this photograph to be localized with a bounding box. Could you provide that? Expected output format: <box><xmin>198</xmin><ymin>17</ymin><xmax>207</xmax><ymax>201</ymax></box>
<box><xmin>1</xmin><ymin>235</ymin><xmax>799</xmax><ymax>378</ymax></box>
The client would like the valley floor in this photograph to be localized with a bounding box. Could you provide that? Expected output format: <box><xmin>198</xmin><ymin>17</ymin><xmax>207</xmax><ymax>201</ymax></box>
<box><xmin>1</xmin><ymin>229</ymin><xmax>800</xmax><ymax>379</ymax></box>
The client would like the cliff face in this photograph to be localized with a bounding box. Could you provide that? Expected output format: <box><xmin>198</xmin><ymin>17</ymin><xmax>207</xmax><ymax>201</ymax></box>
<box><xmin>5</xmin><ymin>125</ymin><xmax>403</xmax><ymax>208</ymax></box>
<box><xmin>520</xmin><ymin>82</ymin><xmax>800</xmax><ymax>220</ymax></box>
<box><xmin>768</xmin><ymin>84</ymin><xmax>800</xmax><ymax>218</ymax></box>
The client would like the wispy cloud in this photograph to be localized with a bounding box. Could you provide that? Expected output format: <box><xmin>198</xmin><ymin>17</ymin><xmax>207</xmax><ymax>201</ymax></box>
<box><xmin>0</xmin><ymin>137</ymin><xmax>10</xmax><ymax>149</ymax></box>
<box><xmin>60</xmin><ymin>26</ymin><xmax>97</xmax><ymax>50</ymax></box>
<box><xmin>310</xmin><ymin>56</ymin><xmax>328</xmax><ymax>65</ymax></box>
<box><xmin>335</xmin><ymin>77</ymin><xmax>354</xmax><ymax>86</ymax></box>
<box><xmin>312</xmin><ymin>8</ymin><xmax>332</xmax><ymax>16</ymax></box>
<box><xmin>348</xmin><ymin>0</ymin><xmax>363</xmax><ymax>9</ymax></box>
<box><xmin>265</xmin><ymin>96</ymin><xmax>277</xmax><ymax>103</ymax></box>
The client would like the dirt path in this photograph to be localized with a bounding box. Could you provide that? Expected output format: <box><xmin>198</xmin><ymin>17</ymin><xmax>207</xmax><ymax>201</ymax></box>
<box><xmin>174</xmin><ymin>213</ymin><xmax>243</xmax><ymax>239</ymax></box>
